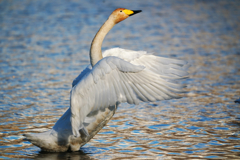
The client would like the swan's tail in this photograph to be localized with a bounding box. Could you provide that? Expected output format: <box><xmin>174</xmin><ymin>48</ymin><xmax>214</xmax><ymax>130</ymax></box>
<box><xmin>23</xmin><ymin>130</ymin><xmax>69</xmax><ymax>152</ymax></box>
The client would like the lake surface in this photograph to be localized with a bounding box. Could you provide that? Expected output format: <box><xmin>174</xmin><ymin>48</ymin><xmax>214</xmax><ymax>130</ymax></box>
<box><xmin>0</xmin><ymin>0</ymin><xmax>240</xmax><ymax>159</ymax></box>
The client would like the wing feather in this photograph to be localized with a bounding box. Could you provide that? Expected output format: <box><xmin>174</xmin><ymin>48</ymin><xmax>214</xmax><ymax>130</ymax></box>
<box><xmin>118</xmin><ymin>73</ymin><xmax>134</xmax><ymax>104</ymax></box>
<box><xmin>70</xmin><ymin>49</ymin><xmax>188</xmax><ymax>137</ymax></box>
<box><xmin>126</xmin><ymin>74</ymin><xmax>148</xmax><ymax>101</ymax></box>
<box><xmin>111</xmin><ymin>71</ymin><xmax>126</xmax><ymax>102</ymax></box>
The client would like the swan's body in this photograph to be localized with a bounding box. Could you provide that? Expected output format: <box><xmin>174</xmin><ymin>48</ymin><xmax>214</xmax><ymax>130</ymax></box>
<box><xmin>24</xmin><ymin>9</ymin><xmax>188</xmax><ymax>152</ymax></box>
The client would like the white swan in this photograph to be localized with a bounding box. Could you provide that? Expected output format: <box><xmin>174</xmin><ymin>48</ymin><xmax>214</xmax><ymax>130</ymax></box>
<box><xmin>24</xmin><ymin>8</ymin><xmax>188</xmax><ymax>152</ymax></box>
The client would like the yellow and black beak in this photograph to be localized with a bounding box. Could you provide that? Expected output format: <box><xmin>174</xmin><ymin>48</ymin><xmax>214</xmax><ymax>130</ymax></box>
<box><xmin>129</xmin><ymin>10</ymin><xmax>142</xmax><ymax>16</ymax></box>
<box><xmin>123</xmin><ymin>9</ymin><xmax>142</xmax><ymax>16</ymax></box>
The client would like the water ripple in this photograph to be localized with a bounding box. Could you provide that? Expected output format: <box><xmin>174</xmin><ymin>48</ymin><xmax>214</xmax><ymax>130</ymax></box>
<box><xmin>1</xmin><ymin>0</ymin><xmax>240</xmax><ymax>159</ymax></box>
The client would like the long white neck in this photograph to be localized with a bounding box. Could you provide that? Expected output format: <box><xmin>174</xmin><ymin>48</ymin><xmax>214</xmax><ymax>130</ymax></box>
<box><xmin>90</xmin><ymin>17</ymin><xmax>115</xmax><ymax>67</ymax></box>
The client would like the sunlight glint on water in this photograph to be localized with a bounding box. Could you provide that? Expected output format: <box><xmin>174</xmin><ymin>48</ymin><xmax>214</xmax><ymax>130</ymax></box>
<box><xmin>0</xmin><ymin>0</ymin><xmax>240</xmax><ymax>159</ymax></box>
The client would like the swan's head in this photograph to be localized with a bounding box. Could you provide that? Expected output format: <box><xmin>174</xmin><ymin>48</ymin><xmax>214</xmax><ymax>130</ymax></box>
<box><xmin>110</xmin><ymin>8</ymin><xmax>142</xmax><ymax>24</ymax></box>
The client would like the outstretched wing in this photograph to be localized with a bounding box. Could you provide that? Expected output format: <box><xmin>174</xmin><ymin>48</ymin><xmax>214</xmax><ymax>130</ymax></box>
<box><xmin>70</xmin><ymin>55</ymin><xmax>188</xmax><ymax>137</ymax></box>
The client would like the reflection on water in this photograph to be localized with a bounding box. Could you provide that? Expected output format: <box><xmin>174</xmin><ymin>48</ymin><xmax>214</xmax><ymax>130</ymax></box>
<box><xmin>34</xmin><ymin>151</ymin><xmax>92</xmax><ymax>160</ymax></box>
<box><xmin>0</xmin><ymin>0</ymin><xmax>240</xmax><ymax>159</ymax></box>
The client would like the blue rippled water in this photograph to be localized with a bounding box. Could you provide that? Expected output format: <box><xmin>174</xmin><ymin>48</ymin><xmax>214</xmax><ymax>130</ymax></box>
<box><xmin>0</xmin><ymin>0</ymin><xmax>240</xmax><ymax>159</ymax></box>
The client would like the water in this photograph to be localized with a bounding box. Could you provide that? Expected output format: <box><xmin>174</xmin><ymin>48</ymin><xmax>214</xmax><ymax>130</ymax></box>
<box><xmin>0</xmin><ymin>0</ymin><xmax>240</xmax><ymax>159</ymax></box>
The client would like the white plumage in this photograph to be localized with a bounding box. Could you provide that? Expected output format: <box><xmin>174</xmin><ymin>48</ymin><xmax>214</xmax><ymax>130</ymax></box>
<box><xmin>71</xmin><ymin>48</ymin><xmax>188</xmax><ymax>137</ymax></box>
<box><xmin>24</xmin><ymin>8</ymin><xmax>188</xmax><ymax>152</ymax></box>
